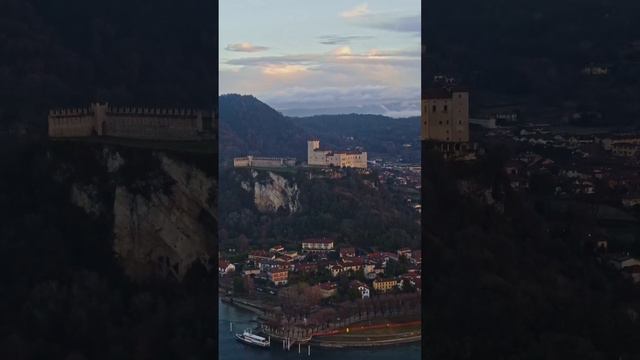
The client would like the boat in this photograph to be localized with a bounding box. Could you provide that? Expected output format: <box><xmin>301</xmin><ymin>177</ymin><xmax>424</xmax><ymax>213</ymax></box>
<box><xmin>235</xmin><ymin>328</ymin><xmax>271</xmax><ymax>348</ymax></box>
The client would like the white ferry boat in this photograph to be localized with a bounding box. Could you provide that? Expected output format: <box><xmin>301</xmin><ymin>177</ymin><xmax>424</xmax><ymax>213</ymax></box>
<box><xmin>235</xmin><ymin>329</ymin><xmax>270</xmax><ymax>348</ymax></box>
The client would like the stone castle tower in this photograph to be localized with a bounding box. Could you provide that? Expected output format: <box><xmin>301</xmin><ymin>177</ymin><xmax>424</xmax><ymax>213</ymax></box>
<box><xmin>421</xmin><ymin>88</ymin><xmax>469</xmax><ymax>142</ymax></box>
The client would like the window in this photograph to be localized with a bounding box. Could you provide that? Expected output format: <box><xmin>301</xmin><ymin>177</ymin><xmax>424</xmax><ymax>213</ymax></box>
<box><xmin>432</xmin><ymin>105</ymin><xmax>436</xmax><ymax>112</ymax></box>
<box><xmin>444</xmin><ymin>105</ymin><xmax>448</xmax><ymax>112</ymax></box>
<box><xmin>439</xmin><ymin>121</ymin><xmax>443</xmax><ymax>125</ymax></box>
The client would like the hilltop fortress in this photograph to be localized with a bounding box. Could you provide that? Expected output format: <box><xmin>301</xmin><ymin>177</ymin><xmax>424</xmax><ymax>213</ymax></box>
<box><xmin>232</xmin><ymin>139</ymin><xmax>367</xmax><ymax>170</ymax></box>
<box><xmin>307</xmin><ymin>139</ymin><xmax>367</xmax><ymax>168</ymax></box>
<box><xmin>48</xmin><ymin>102</ymin><xmax>215</xmax><ymax>141</ymax></box>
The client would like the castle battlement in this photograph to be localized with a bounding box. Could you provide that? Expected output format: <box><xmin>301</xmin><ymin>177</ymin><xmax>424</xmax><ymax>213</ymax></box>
<box><xmin>48</xmin><ymin>102</ymin><xmax>216</xmax><ymax>141</ymax></box>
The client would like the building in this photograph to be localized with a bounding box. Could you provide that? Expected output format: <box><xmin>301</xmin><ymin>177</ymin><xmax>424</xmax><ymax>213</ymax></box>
<box><xmin>269</xmin><ymin>245</ymin><xmax>285</xmax><ymax>253</ymax></box>
<box><xmin>233</xmin><ymin>156</ymin><xmax>296</xmax><ymax>169</ymax></box>
<box><xmin>421</xmin><ymin>88</ymin><xmax>469</xmax><ymax>142</ymax></box>
<box><xmin>316</xmin><ymin>282</ymin><xmax>338</xmax><ymax>298</ymax></box>
<box><xmin>397</xmin><ymin>248</ymin><xmax>412</xmax><ymax>259</ymax></box>
<box><xmin>248</xmin><ymin>250</ymin><xmax>274</xmax><ymax>263</ymax></box>
<box><xmin>268</xmin><ymin>269</ymin><xmax>289</xmax><ymax>286</ymax></box>
<box><xmin>48</xmin><ymin>102</ymin><xmax>215</xmax><ymax>140</ymax></box>
<box><xmin>307</xmin><ymin>139</ymin><xmax>367</xmax><ymax>168</ymax></box>
<box><xmin>293</xmin><ymin>263</ymin><xmax>318</xmax><ymax>273</ymax></box>
<box><xmin>218</xmin><ymin>260</ymin><xmax>235</xmax><ymax>276</ymax></box>
<box><xmin>623</xmin><ymin>265</ymin><xmax>640</xmax><ymax>283</ymax></box>
<box><xmin>611</xmin><ymin>143</ymin><xmax>640</xmax><ymax>157</ymax></box>
<box><xmin>607</xmin><ymin>254</ymin><xmax>640</xmax><ymax>270</ymax></box>
<box><xmin>350</xmin><ymin>280</ymin><xmax>370</xmax><ymax>299</ymax></box>
<box><xmin>373</xmin><ymin>278</ymin><xmax>398</xmax><ymax>293</ymax></box>
<box><xmin>602</xmin><ymin>135</ymin><xmax>640</xmax><ymax>150</ymax></box>
<box><xmin>301</xmin><ymin>237</ymin><xmax>335</xmax><ymax>252</ymax></box>
<box><xmin>340</xmin><ymin>247</ymin><xmax>356</xmax><ymax>258</ymax></box>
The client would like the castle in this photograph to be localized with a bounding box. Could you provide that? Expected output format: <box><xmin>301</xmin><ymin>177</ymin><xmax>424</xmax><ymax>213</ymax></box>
<box><xmin>307</xmin><ymin>139</ymin><xmax>367</xmax><ymax>169</ymax></box>
<box><xmin>233</xmin><ymin>155</ymin><xmax>296</xmax><ymax>169</ymax></box>
<box><xmin>48</xmin><ymin>102</ymin><xmax>215</xmax><ymax>141</ymax></box>
<box><xmin>421</xmin><ymin>88</ymin><xmax>469</xmax><ymax>142</ymax></box>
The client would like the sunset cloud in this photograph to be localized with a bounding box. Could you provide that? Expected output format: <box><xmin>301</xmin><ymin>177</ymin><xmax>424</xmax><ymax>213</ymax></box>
<box><xmin>340</xmin><ymin>4</ymin><xmax>370</xmax><ymax>18</ymax></box>
<box><xmin>262</xmin><ymin>65</ymin><xmax>308</xmax><ymax>75</ymax></box>
<box><xmin>340</xmin><ymin>4</ymin><xmax>420</xmax><ymax>33</ymax></box>
<box><xmin>317</xmin><ymin>34</ymin><xmax>374</xmax><ymax>45</ymax></box>
<box><xmin>220</xmin><ymin>0</ymin><xmax>419</xmax><ymax>116</ymax></box>
<box><xmin>225</xmin><ymin>42</ymin><xmax>270</xmax><ymax>52</ymax></box>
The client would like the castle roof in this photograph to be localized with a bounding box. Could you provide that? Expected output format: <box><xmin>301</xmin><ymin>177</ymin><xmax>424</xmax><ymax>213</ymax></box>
<box><xmin>302</xmin><ymin>237</ymin><xmax>335</xmax><ymax>244</ymax></box>
<box><xmin>422</xmin><ymin>86</ymin><xmax>469</xmax><ymax>99</ymax></box>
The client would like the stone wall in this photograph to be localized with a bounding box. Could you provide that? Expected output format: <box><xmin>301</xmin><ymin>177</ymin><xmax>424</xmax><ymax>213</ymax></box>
<box><xmin>48</xmin><ymin>102</ymin><xmax>215</xmax><ymax>141</ymax></box>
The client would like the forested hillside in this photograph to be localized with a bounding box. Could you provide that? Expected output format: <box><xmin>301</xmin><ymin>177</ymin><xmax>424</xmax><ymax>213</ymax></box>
<box><xmin>219</xmin><ymin>167</ymin><xmax>420</xmax><ymax>252</ymax></box>
<box><xmin>423</xmin><ymin>143</ymin><xmax>640</xmax><ymax>358</ymax></box>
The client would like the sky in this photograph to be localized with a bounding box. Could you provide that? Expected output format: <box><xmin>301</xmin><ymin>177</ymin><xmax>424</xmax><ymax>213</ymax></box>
<box><xmin>219</xmin><ymin>1</ymin><xmax>421</xmax><ymax>118</ymax></box>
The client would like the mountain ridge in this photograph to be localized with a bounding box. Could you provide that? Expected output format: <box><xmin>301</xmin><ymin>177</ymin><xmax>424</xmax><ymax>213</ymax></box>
<box><xmin>219</xmin><ymin>94</ymin><xmax>420</xmax><ymax>163</ymax></box>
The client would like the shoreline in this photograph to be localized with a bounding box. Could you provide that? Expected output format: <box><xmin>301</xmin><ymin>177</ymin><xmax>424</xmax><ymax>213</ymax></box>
<box><xmin>221</xmin><ymin>296</ymin><xmax>422</xmax><ymax>349</ymax></box>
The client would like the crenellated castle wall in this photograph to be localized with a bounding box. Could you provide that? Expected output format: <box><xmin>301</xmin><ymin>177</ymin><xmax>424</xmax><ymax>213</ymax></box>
<box><xmin>48</xmin><ymin>103</ymin><xmax>216</xmax><ymax>141</ymax></box>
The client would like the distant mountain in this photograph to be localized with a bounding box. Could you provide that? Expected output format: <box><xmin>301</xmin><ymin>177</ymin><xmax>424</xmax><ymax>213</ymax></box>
<box><xmin>218</xmin><ymin>94</ymin><xmax>309</xmax><ymax>161</ymax></box>
<box><xmin>293</xmin><ymin>114</ymin><xmax>420</xmax><ymax>162</ymax></box>
<box><xmin>219</xmin><ymin>94</ymin><xmax>420</xmax><ymax>164</ymax></box>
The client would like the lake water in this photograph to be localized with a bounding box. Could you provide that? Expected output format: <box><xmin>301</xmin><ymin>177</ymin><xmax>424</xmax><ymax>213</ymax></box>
<box><xmin>219</xmin><ymin>299</ymin><xmax>422</xmax><ymax>360</ymax></box>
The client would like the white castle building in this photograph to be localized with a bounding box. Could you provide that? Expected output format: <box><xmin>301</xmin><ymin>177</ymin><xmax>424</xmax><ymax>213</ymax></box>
<box><xmin>307</xmin><ymin>139</ymin><xmax>367</xmax><ymax>169</ymax></box>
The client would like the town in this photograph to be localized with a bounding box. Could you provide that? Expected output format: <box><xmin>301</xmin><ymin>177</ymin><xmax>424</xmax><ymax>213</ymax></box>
<box><xmin>422</xmin><ymin>82</ymin><xmax>640</xmax><ymax>287</ymax></box>
<box><xmin>218</xmin><ymin>236</ymin><xmax>422</xmax><ymax>347</ymax></box>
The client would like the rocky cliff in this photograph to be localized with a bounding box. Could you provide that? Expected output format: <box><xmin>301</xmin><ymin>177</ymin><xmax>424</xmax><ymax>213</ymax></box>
<box><xmin>52</xmin><ymin>143</ymin><xmax>216</xmax><ymax>281</ymax></box>
<box><xmin>243</xmin><ymin>170</ymin><xmax>300</xmax><ymax>214</ymax></box>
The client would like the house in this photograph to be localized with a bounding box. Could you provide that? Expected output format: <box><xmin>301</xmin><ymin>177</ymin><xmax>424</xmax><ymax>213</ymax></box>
<box><xmin>248</xmin><ymin>250</ymin><xmax>274</xmax><ymax>265</ymax></box>
<box><xmin>341</xmin><ymin>257</ymin><xmax>365</xmax><ymax>273</ymax></box>
<box><xmin>243</xmin><ymin>267</ymin><xmax>261</xmax><ymax>277</ymax></box>
<box><xmin>269</xmin><ymin>245</ymin><xmax>285</xmax><ymax>253</ymax></box>
<box><xmin>340</xmin><ymin>247</ymin><xmax>356</xmax><ymax>258</ymax></box>
<box><xmin>317</xmin><ymin>282</ymin><xmax>337</xmax><ymax>298</ymax></box>
<box><xmin>411</xmin><ymin>250</ymin><xmax>422</xmax><ymax>265</ymax></box>
<box><xmin>607</xmin><ymin>254</ymin><xmax>640</xmax><ymax>270</ymax></box>
<box><xmin>623</xmin><ymin>265</ymin><xmax>640</xmax><ymax>283</ymax></box>
<box><xmin>504</xmin><ymin>160</ymin><xmax>525</xmax><ymax>176</ymax></box>
<box><xmin>397</xmin><ymin>248</ymin><xmax>412</xmax><ymax>259</ymax></box>
<box><xmin>372</xmin><ymin>265</ymin><xmax>385</xmax><ymax>275</ymax></box>
<box><xmin>268</xmin><ymin>269</ymin><xmax>288</xmax><ymax>286</ymax></box>
<box><xmin>301</xmin><ymin>237</ymin><xmax>335</xmax><ymax>252</ymax></box>
<box><xmin>350</xmin><ymin>280</ymin><xmax>370</xmax><ymax>299</ymax></box>
<box><xmin>373</xmin><ymin>278</ymin><xmax>398</xmax><ymax>293</ymax></box>
<box><xmin>218</xmin><ymin>260</ymin><xmax>236</xmax><ymax>276</ymax></box>
<box><xmin>622</xmin><ymin>194</ymin><xmax>640</xmax><ymax>208</ymax></box>
<box><xmin>294</xmin><ymin>263</ymin><xmax>318</xmax><ymax>273</ymax></box>
<box><xmin>258</xmin><ymin>259</ymin><xmax>281</xmax><ymax>272</ymax></box>
<box><xmin>329</xmin><ymin>264</ymin><xmax>343</xmax><ymax>277</ymax></box>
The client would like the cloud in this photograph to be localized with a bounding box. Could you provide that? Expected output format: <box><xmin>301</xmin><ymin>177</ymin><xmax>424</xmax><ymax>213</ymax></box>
<box><xmin>224</xmin><ymin>47</ymin><xmax>420</xmax><ymax>68</ymax></box>
<box><xmin>225</xmin><ymin>42</ymin><xmax>269</xmax><ymax>52</ymax></box>
<box><xmin>340</xmin><ymin>4</ymin><xmax>370</xmax><ymax>18</ymax></box>
<box><xmin>259</xmin><ymin>85</ymin><xmax>420</xmax><ymax>118</ymax></box>
<box><xmin>340</xmin><ymin>4</ymin><xmax>420</xmax><ymax>33</ymax></box>
<box><xmin>262</xmin><ymin>65</ymin><xmax>308</xmax><ymax>75</ymax></box>
<box><xmin>318</xmin><ymin>34</ymin><xmax>374</xmax><ymax>45</ymax></box>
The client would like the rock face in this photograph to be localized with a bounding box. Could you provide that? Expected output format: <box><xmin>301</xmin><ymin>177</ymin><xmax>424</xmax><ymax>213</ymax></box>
<box><xmin>57</xmin><ymin>144</ymin><xmax>216</xmax><ymax>281</ymax></box>
<box><xmin>70</xmin><ymin>184</ymin><xmax>105</xmax><ymax>217</ymax></box>
<box><xmin>112</xmin><ymin>153</ymin><xmax>216</xmax><ymax>280</ymax></box>
<box><xmin>251</xmin><ymin>171</ymin><xmax>300</xmax><ymax>214</ymax></box>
